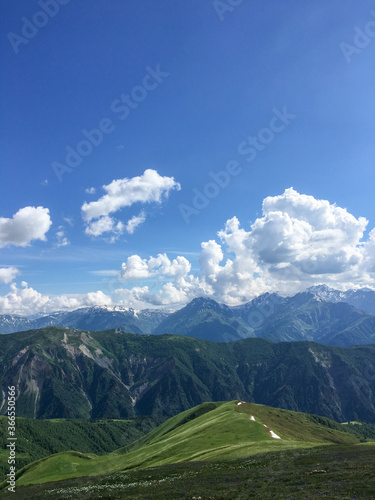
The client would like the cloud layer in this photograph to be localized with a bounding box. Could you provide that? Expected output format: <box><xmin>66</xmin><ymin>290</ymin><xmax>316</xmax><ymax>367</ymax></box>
<box><xmin>0</xmin><ymin>282</ymin><xmax>112</xmax><ymax>317</ymax></box>
<box><xmin>82</xmin><ymin>169</ymin><xmax>180</xmax><ymax>238</ymax></box>
<box><xmin>1</xmin><ymin>188</ymin><xmax>375</xmax><ymax>315</ymax></box>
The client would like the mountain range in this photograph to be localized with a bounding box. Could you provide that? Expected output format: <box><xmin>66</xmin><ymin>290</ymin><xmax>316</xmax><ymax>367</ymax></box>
<box><xmin>2</xmin><ymin>326</ymin><xmax>375</xmax><ymax>423</ymax></box>
<box><xmin>0</xmin><ymin>306</ymin><xmax>171</xmax><ymax>335</ymax></box>
<box><xmin>1</xmin><ymin>285</ymin><xmax>375</xmax><ymax>347</ymax></box>
<box><xmin>307</xmin><ymin>285</ymin><xmax>375</xmax><ymax>313</ymax></box>
<box><xmin>153</xmin><ymin>291</ymin><xmax>375</xmax><ymax>346</ymax></box>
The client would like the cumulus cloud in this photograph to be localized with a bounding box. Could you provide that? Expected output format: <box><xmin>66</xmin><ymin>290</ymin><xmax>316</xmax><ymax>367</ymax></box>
<box><xmin>121</xmin><ymin>253</ymin><xmax>191</xmax><ymax>281</ymax></box>
<box><xmin>82</xmin><ymin>169</ymin><xmax>180</xmax><ymax>238</ymax></box>
<box><xmin>0</xmin><ymin>282</ymin><xmax>112</xmax><ymax>316</ymax></box>
<box><xmin>251</xmin><ymin>188</ymin><xmax>367</xmax><ymax>271</ymax></box>
<box><xmin>85</xmin><ymin>215</ymin><xmax>124</xmax><ymax>239</ymax></box>
<box><xmin>85</xmin><ymin>187</ymin><xmax>96</xmax><ymax>194</ymax></box>
<box><xmin>2</xmin><ymin>188</ymin><xmax>374</xmax><ymax>314</ymax></box>
<box><xmin>0</xmin><ymin>267</ymin><xmax>19</xmax><ymax>284</ymax></box>
<box><xmin>115</xmin><ymin>188</ymin><xmax>375</xmax><ymax>307</ymax></box>
<box><xmin>0</xmin><ymin>206</ymin><xmax>52</xmax><ymax>248</ymax></box>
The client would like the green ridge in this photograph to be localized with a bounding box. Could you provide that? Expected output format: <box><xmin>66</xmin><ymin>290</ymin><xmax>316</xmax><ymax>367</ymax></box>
<box><xmin>0</xmin><ymin>415</ymin><xmax>159</xmax><ymax>482</ymax></box>
<box><xmin>3</xmin><ymin>326</ymin><xmax>375</xmax><ymax>424</ymax></box>
<box><xmin>6</xmin><ymin>400</ymin><xmax>359</xmax><ymax>488</ymax></box>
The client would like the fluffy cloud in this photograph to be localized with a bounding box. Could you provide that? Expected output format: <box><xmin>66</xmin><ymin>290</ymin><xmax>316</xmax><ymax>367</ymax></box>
<box><xmin>82</xmin><ymin>169</ymin><xmax>180</xmax><ymax>238</ymax></box>
<box><xmin>2</xmin><ymin>188</ymin><xmax>375</xmax><ymax>314</ymax></box>
<box><xmin>115</xmin><ymin>188</ymin><xmax>375</xmax><ymax>307</ymax></box>
<box><xmin>125</xmin><ymin>211</ymin><xmax>146</xmax><ymax>234</ymax></box>
<box><xmin>0</xmin><ymin>282</ymin><xmax>112</xmax><ymax>316</ymax></box>
<box><xmin>250</xmin><ymin>188</ymin><xmax>367</xmax><ymax>272</ymax></box>
<box><xmin>0</xmin><ymin>267</ymin><xmax>19</xmax><ymax>284</ymax></box>
<box><xmin>84</xmin><ymin>216</ymin><xmax>124</xmax><ymax>238</ymax></box>
<box><xmin>0</xmin><ymin>206</ymin><xmax>52</xmax><ymax>248</ymax></box>
<box><xmin>121</xmin><ymin>253</ymin><xmax>191</xmax><ymax>280</ymax></box>
<box><xmin>116</xmin><ymin>252</ymin><xmax>206</xmax><ymax>306</ymax></box>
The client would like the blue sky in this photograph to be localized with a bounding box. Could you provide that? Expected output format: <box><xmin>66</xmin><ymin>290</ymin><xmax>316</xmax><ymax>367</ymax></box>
<box><xmin>1</xmin><ymin>0</ymin><xmax>375</xmax><ymax>314</ymax></box>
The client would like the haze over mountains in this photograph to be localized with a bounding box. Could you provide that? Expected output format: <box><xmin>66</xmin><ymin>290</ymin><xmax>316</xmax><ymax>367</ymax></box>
<box><xmin>0</xmin><ymin>306</ymin><xmax>171</xmax><ymax>336</ymax></box>
<box><xmin>1</xmin><ymin>285</ymin><xmax>375</xmax><ymax>347</ymax></box>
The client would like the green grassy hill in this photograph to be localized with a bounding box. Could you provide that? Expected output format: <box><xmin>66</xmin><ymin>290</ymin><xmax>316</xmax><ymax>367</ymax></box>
<box><xmin>5</xmin><ymin>400</ymin><xmax>360</xmax><ymax>489</ymax></box>
<box><xmin>4</xmin><ymin>444</ymin><xmax>375</xmax><ymax>500</ymax></box>
<box><xmin>0</xmin><ymin>415</ymin><xmax>160</xmax><ymax>483</ymax></box>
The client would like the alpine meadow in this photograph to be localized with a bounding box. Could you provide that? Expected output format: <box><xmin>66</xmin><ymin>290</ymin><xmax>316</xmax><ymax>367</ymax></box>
<box><xmin>1</xmin><ymin>1</ymin><xmax>375</xmax><ymax>499</ymax></box>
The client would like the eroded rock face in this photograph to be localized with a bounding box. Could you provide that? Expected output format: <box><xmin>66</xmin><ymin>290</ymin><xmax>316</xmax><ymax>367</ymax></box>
<box><xmin>1</xmin><ymin>327</ymin><xmax>375</xmax><ymax>422</ymax></box>
<box><xmin>0</xmin><ymin>329</ymin><xmax>181</xmax><ymax>419</ymax></box>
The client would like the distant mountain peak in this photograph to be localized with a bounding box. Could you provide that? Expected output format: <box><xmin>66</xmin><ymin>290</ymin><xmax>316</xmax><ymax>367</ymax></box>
<box><xmin>190</xmin><ymin>296</ymin><xmax>218</xmax><ymax>304</ymax></box>
<box><xmin>188</xmin><ymin>297</ymin><xmax>224</xmax><ymax>309</ymax></box>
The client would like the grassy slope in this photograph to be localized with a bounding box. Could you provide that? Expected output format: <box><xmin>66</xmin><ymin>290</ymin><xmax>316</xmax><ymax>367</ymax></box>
<box><xmin>0</xmin><ymin>415</ymin><xmax>159</xmax><ymax>482</ymax></box>
<box><xmin>10</xmin><ymin>400</ymin><xmax>359</xmax><ymax>488</ymax></box>
<box><xmin>8</xmin><ymin>443</ymin><xmax>375</xmax><ymax>500</ymax></box>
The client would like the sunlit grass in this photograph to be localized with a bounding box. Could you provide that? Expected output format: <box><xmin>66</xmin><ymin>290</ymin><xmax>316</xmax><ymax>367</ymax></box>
<box><xmin>10</xmin><ymin>400</ymin><xmax>359</xmax><ymax>488</ymax></box>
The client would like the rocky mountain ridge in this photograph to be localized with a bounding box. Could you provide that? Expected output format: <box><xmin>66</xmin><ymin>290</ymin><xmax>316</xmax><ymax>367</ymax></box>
<box><xmin>1</xmin><ymin>286</ymin><xmax>375</xmax><ymax>347</ymax></box>
<box><xmin>1</xmin><ymin>326</ymin><xmax>375</xmax><ymax>423</ymax></box>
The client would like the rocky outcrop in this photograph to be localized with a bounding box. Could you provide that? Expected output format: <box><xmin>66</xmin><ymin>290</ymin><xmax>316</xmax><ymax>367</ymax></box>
<box><xmin>1</xmin><ymin>327</ymin><xmax>375</xmax><ymax>422</ymax></box>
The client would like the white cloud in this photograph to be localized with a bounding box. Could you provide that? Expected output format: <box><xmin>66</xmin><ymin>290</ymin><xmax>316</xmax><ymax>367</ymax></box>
<box><xmin>0</xmin><ymin>206</ymin><xmax>52</xmax><ymax>248</ymax></box>
<box><xmin>84</xmin><ymin>216</ymin><xmax>124</xmax><ymax>239</ymax></box>
<box><xmin>125</xmin><ymin>211</ymin><xmax>146</xmax><ymax>234</ymax></box>
<box><xmin>0</xmin><ymin>267</ymin><xmax>19</xmax><ymax>284</ymax></box>
<box><xmin>114</xmin><ymin>188</ymin><xmax>375</xmax><ymax>307</ymax></box>
<box><xmin>121</xmin><ymin>253</ymin><xmax>191</xmax><ymax>281</ymax></box>
<box><xmin>121</xmin><ymin>255</ymin><xmax>152</xmax><ymax>280</ymax></box>
<box><xmin>2</xmin><ymin>189</ymin><xmax>374</xmax><ymax>314</ymax></box>
<box><xmin>0</xmin><ymin>282</ymin><xmax>112</xmax><ymax>316</ymax></box>
<box><xmin>250</xmin><ymin>187</ymin><xmax>367</xmax><ymax>272</ymax></box>
<box><xmin>85</xmin><ymin>187</ymin><xmax>96</xmax><ymax>194</ymax></box>
<box><xmin>56</xmin><ymin>227</ymin><xmax>70</xmax><ymax>247</ymax></box>
<box><xmin>82</xmin><ymin>169</ymin><xmax>180</xmax><ymax>238</ymax></box>
<box><xmin>243</xmin><ymin>188</ymin><xmax>368</xmax><ymax>287</ymax></box>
